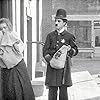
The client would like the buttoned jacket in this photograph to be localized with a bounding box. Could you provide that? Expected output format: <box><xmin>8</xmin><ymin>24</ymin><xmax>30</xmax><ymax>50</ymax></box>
<box><xmin>43</xmin><ymin>30</ymin><xmax>78</xmax><ymax>86</ymax></box>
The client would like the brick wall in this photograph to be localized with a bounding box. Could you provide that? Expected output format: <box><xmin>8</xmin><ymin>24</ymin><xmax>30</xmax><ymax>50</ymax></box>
<box><xmin>52</xmin><ymin>0</ymin><xmax>100</xmax><ymax>15</ymax></box>
<box><xmin>42</xmin><ymin>0</ymin><xmax>52</xmax><ymax>43</ymax></box>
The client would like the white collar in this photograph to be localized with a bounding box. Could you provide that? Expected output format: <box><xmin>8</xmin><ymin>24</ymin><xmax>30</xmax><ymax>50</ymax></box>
<box><xmin>57</xmin><ymin>27</ymin><xmax>65</xmax><ymax>35</ymax></box>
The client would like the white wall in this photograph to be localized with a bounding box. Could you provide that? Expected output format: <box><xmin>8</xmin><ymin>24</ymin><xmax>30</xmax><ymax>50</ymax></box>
<box><xmin>31</xmin><ymin>0</ymin><xmax>37</xmax><ymax>80</ymax></box>
<box><xmin>12</xmin><ymin>0</ymin><xmax>43</xmax><ymax>80</ymax></box>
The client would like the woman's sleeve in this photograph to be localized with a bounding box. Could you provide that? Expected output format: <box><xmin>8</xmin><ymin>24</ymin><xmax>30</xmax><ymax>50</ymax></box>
<box><xmin>0</xmin><ymin>58</ymin><xmax>7</xmax><ymax>68</ymax></box>
<box><xmin>12</xmin><ymin>32</ymin><xmax>26</xmax><ymax>54</ymax></box>
<box><xmin>13</xmin><ymin>40</ymin><xmax>25</xmax><ymax>53</ymax></box>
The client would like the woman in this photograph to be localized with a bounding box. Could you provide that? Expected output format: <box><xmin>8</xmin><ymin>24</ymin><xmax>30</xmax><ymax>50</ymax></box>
<box><xmin>0</xmin><ymin>18</ymin><xmax>35</xmax><ymax>100</ymax></box>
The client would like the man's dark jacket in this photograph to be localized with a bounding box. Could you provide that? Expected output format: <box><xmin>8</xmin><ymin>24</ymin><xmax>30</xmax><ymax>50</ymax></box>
<box><xmin>43</xmin><ymin>30</ymin><xmax>78</xmax><ymax>87</ymax></box>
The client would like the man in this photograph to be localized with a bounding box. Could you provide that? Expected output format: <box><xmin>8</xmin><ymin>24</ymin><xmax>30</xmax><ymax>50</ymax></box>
<box><xmin>43</xmin><ymin>9</ymin><xmax>78</xmax><ymax>100</ymax></box>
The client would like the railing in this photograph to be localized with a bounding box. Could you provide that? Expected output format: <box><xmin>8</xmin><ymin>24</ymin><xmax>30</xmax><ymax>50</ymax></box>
<box><xmin>27</xmin><ymin>41</ymin><xmax>45</xmax><ymax>46</ymax></box>
<box><xmin>27</xmin><ymin>40</ymin><xmax>94</xmax><ymax>52</ymax></box>
<box><xmin>27</xmin><ymin>41</ymin><xmax>94</xmax><ymax>52</ymax></box>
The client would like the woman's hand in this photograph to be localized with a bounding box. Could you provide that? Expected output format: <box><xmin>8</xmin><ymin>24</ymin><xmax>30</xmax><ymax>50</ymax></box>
<box><xmin>13</xmin><ymin>40</ymin><xmax>25</xmax><ymax>54</ymax></box>
<box><xmin>13</xmin><ymin>41</ymin><xmax>20</xmax><ymax>53</ymax></box>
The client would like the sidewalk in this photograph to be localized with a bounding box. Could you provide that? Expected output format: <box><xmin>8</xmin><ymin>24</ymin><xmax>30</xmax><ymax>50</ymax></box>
<box><xmin>35</xmin><ymin>57</ymin><xmax>100</xmax><ymax>100</ymax></box>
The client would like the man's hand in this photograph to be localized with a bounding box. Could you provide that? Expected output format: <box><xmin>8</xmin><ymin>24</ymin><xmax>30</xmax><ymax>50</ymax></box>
<box><xmin>45</xmin><ymin>54</ymin><xmax>52</xmax><ymax>63</ymax></box>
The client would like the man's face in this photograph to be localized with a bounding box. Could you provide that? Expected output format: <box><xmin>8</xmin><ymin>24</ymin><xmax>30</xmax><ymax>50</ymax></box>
<box><xmin>55</xmin><ymin>18</ymin><xmax>66</xmax><ymax>30</ymax></box>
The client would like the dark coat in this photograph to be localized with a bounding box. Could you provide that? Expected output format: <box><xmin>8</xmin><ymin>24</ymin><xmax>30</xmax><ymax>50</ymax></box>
<box><xmin>1</xmin><ymin>59</ymin><xmax>35</xmax><ymax>100</ymax></box>
<box><xmin>43</xmin><ymin>30</ymin><xmax>78</xmax><ymax>87</ymax></box>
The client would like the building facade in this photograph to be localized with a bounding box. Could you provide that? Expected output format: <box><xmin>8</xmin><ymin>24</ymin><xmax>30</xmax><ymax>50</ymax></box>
<box><xmin>42</xmin><ymin>0</ymin><xmax>100</xmax><ymax>58</ymax></box>
<box><xmin>0</xmin><ymin>0</ymin><xmax>38</xmax><ymax>81</ymax></box>
<box><xmin>1</xmin><ymin>0</ymin><xmax>100</xmax><ymax>81</ymax></box>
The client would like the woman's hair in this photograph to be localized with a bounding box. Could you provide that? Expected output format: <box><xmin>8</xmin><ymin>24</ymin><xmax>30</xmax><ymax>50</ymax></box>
<box><xmin>0</xmin><ymin>18</ymin><xmax>13</xmax><ymax>32</ymax></box>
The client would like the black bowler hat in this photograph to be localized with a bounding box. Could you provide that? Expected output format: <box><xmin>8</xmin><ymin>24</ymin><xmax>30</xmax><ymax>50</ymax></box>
<box><xmin>55</xmin><ymin>9</ymin><xmax>67</xmax><ymax>20</ymax></box>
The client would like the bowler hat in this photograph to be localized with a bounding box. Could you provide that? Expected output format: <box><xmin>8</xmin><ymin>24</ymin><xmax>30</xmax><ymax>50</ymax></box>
<box><xmin>55</xmin><ymin>9</ymin><xmax>67</xmax><ymax>20</ymax></box>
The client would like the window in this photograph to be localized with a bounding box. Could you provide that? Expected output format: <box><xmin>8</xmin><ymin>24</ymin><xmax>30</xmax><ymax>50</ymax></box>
<box><xmin>67</xmin><ymin>21</ymin><xmax>91</xmax><ymax>48</ymax></box>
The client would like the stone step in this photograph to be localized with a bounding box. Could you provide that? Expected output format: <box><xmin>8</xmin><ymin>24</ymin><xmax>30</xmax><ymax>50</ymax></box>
<box><xmin>31</xmin><ymin>77</ymin><xmax>45</xmax><ymax>97</ymax></box>
<box><xmin>68</xmin><ymin>71</ymin><xmax>100</xmax><ymax>100</ymax></box>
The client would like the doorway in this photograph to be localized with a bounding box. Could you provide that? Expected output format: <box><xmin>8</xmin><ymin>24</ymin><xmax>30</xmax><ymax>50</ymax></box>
<box><xmin>94</xmin><ymin>20</ymin><xmax>100</xmax><ymax>57</ymax></box>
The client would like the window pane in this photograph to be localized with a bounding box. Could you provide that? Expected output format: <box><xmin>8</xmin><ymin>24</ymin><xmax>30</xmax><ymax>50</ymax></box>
<box><xmin>67</xmin><ymin>21</ymin><xmax>91</xmax><ymax>48</ymax></box>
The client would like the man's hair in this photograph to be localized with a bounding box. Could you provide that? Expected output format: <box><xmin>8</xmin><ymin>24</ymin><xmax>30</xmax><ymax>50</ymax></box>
<box><xmin>62</xmin><ymin>19</ymin><xmax>67</xmax><ymax>23</ymax></box>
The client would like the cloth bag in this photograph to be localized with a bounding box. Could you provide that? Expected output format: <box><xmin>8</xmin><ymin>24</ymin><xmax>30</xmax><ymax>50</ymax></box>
<box><xmin>0</xmin><ymin>46</ymin><xmax>23</xmax><ymax>69</ymax></box>
<box><xmin>50</xmin><ymin>45</ymin><xmax>69</xmax><ymax>69</ymax></box>
<box><xmin>0</xmin><ymin>31</ymin><xmax>25</xmax><ymax>69</ymax></box>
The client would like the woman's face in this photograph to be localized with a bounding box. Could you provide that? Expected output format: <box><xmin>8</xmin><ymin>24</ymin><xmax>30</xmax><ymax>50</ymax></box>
<box><xmin>0</xmin><ymin>23</ymin><xmax>9</xmax><ymax>34</ymax></box>
<box><xmin>55</xmin><ymin>18</ymin><xmax>66</xmax><ymax>30</ymax></box>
